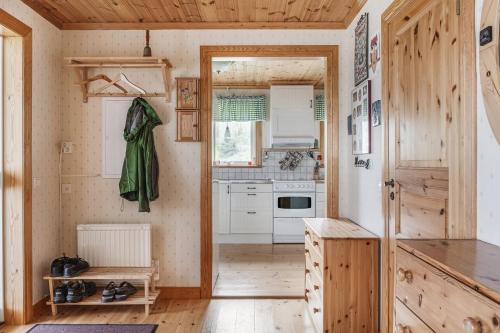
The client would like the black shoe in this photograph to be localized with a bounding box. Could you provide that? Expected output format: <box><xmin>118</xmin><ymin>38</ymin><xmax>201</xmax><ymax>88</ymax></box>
<box><xmin>53</xmin><ymin>283</ymin><xmax>68</xmax><ymax>304</ymax></box>
<box><xmin>82</xmin><ymin>281</ymin><xmax>97</xmax><ymax>297</ymax></box>
<box><xmin>63</xmin><ymin>257</ymin><xmax>89</xmax><ymax>277</ymax></box>
<box><xmin>114</xmin><ymin>281</ymin><xmax>137</xmax><ymax>301</ymax></box>
<box><xmin>101</xmin><ymin>282</ymin><xmax>116</xmax><ymax>303</ymax></box>
<box><xmin>66</xmin><ymin>281</ymin><xmax>83</xmax><ymax>303</ymax></box>
<box><xmin>50</xmin><ymin>255</ymin><xmax>72</xmax><ymax>277</ymax></box>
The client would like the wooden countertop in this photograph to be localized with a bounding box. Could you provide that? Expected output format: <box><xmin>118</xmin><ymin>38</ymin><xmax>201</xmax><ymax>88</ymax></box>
<box><xmin>303</xmin><ymin>218</ymin><xmax>379</xmax><ymax>240</ymax></box>
<box><xmin>398</xmin><ymin>239</ymin><xmax>500</xmax><ymax>303</ymax></box>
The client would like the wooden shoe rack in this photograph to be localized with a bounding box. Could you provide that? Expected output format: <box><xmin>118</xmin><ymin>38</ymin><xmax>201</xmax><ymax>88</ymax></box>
<box><xmin>43</xmin><ymin>267</ymin><xmax>159</xmax><ymax>316</ymax></box>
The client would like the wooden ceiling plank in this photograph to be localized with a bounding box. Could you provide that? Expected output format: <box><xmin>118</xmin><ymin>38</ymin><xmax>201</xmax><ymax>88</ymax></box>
<box><xmin>214</xmin><ymin>0</ymin><xmax>236</xmax><ymax>22</ymax></box>
<box><xmin>267</xmin><ymin>0</ymin><xmax>287</xmax><ymax>22</ymax></box>
<box><xmin>97</xmin><ymin>0</ymin><xmax>140</xmax><ymax>22</ymax></box>
<box><xmin>124</xmin><ymin>0</ymin><xmax>157</xmax><ymax>22</ymax></box>
<box><xmin>255</xmin><ymin>0</ymin><xmax>270</xmax><ymax>22</ymax></box>
<box><xmin>159</xmin><ymin>0</ymin><xmax>186</xmax><ymax>22</ymax></box>
<box><xmin>195</xmin><ymin>0</ymin><xmax>217</xmax><ymax>22</ymax></box>
<box><xmin>178</xmin><ymin>0</ymin><xmax>203</xmax><ymax>22</ymax></box>
<box><xmin>302</xmin><ymin>0</ymin><xmax>327</xmax><ymax>22</ymax></box>
<box><xmin>61</xmin><ymin>20</ymin><xmax>346</xmax><ymax>29</ymax></box>
<box><xmin>42</xmin><ymin>0</ymin><xmax>79</xmax><ymax>22</ymax></box>
<box><xmin>342</xmin><ymin>0</ymin><xmax>367</xmax><ymax>26</ymax></box>
<box><xmin>143</xmin><ymin>0</ymin><xmax>172</xmax><ymax>22</ymax></box>
<box><xmin>284</xmin><ymin>0</ymin><xmax>308</xmax><ymax>23</ymax></box>
<box><xmin>73</xmin><ymin>0</ymin><xmax>121</xmax><ymax>23</ymax></box>
<box><xmin>20</xmin><ymin>0</ymin><xmax>64</xmax><ymax>28</ymax></box>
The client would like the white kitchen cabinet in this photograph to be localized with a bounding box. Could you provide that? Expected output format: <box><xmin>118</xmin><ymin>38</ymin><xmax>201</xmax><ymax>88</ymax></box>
<box><xmin>230</xmin><ymin>184</ymin><xmax>273</xmax><ymax>235</ymax></box>
<box><xmin>270</xmin><ymin>85</ymin><xmax>315</xmax><ymax>142</ymax></box>
<box><xmin>316</xmin><ymin>183</ymin><xmax>326</xmax><ymax>218</ymax></box>
<box><xmin>217</xmin><ymin>182</ymin><xmax>231</xmax><ymax>234</ymax></box>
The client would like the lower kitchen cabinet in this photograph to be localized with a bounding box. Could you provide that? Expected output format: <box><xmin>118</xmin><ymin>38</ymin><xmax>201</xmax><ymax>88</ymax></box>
<box><xmin>230</xmin><ymin>189</ymin><xmax>273</xmax><ymax>234</ymax></box>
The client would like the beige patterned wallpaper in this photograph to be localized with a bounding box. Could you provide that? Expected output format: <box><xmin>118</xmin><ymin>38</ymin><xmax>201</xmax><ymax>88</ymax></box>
<box><xmin>60</xmin><ymin>30</ymin><xmax>345</xmax><ymax>287</ymax></box>
<box><xmin>0</xmin><ymin>1</ymin><xmax>62</xmax><ymax>303</ymax></box>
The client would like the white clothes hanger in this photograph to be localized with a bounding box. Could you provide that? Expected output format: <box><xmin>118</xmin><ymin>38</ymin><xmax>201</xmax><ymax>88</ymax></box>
<box><xmin>96</xmin><ymin>72</ymin><xmax>146</xmax><ymax>94</ymax></box>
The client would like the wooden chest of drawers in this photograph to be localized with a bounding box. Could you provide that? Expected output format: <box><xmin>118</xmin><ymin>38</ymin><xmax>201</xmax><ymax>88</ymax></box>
<box><xmin>303</xmin><ymin>218</ymin><xmax>379</xmax><ymax>333</ymax></box>
<box><xmin>395</xmin><ymin>240</ymin><xmax>500</xmax><ymax>333</ymax></box>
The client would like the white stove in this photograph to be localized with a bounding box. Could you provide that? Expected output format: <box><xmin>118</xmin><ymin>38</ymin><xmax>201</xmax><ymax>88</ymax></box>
<box><xmin>273</xmin><ymin>181</ymin><xmax>316</xmax><ymax>243</ymax></box>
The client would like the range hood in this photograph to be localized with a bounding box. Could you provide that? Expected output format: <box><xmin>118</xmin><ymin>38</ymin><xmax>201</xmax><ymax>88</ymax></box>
<box><xmin>272</xmin><ymin>136</ymin><xmax>316</xmax><ymax>148</ymax></box>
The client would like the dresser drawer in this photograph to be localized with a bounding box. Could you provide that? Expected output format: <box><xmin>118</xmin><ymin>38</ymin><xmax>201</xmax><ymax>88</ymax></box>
<box><xmin>305</xmin><ymin>226</ymin><xmax>324</xmax><ymax>257</ymax></box>
<box><xmin>305</xmin><ymin>238</ymin><xmax>323</xmax><ymax>276</ymax></box>
<box><xmin>395</xmin><ymin>298</ymin><xmax>434</xmax><ymax>333</ymax></box>
<box><xmin>396</xmin><ymin>247</ymin><xmax>500</xmax><ymax>333</ymax></box>
<box><xmin>230</xmin><ymin>183</ymin><xmax>272</xmax><ymax>193</ymax></box>
<box><xmin>306</xmin><ymin>274</ymin><xmax>324</xmax><ymax>333</ymax></box>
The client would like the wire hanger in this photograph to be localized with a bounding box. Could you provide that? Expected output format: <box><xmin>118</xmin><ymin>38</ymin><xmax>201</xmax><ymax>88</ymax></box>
<box><xmin>96</xmin><ymin>72</ymin><xmax>147</xmax><ymax>94</ymax></box>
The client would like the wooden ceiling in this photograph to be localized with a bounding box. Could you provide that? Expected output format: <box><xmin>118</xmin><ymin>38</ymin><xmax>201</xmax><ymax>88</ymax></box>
<box><xmin>212</xmin><ymin>58</ymin><xmax>325</xmax><ymax>88</ymax></box>
<box><xmin>21</xmin><ymin>0</ymin><xmax>367</xmax><ymax>30</ymax></box>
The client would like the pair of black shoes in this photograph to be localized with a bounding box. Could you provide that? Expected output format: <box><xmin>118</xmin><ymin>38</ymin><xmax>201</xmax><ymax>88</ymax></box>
<box><xmin>101</xmin><ymin>281</ymin><xmax>137</xmax><ymax>303</ymax></box>
<box><xmin>51</xmin><ymin>255</ymin><xmax>90</xmax><ymax>277</ymax></box>
<box><xmin>53</xmin><ymin>281</ymin><xmax>97</xmax><ymax>304</ymax></box>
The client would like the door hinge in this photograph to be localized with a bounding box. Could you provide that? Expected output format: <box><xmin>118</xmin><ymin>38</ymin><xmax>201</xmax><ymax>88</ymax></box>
<box><xmin>456</xmin><ymin>0</ymin><xmax>461</xmax><ymax>15</ymax></box>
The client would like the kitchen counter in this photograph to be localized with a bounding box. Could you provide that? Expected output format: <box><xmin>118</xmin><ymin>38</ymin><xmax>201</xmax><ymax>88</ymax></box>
<box><xmin>212</xmin><ymin>179</ymin><xmax>273</xmax><ymax>184</ymax></box>
<box><xmin>303</xmin><ymin>218</ymin><xmax>378</xmax><ymax>240</ymax></box>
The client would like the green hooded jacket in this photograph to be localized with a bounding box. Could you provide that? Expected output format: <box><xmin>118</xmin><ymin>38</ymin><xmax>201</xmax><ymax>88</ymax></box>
<box><xmin>119</xmin><ymin>97</ymin><xmax>162</xmax><ymax>212</ymax></box>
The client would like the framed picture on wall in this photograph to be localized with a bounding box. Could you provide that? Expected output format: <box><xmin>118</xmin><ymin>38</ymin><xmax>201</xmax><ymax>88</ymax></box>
<box><xmin>354</xmin><ymin>13</ymin><xmax>369</xmax><ymax>86</ymax></box>
<box><xmin>352</xmin><ymin>80</ymin><xmax>371</xmax><ymax>155</ymax></box>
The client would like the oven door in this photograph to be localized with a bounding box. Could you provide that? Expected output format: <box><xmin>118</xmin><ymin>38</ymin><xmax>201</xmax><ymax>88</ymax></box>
<box><xmin>273</xmin><ymin>192</ymin><xmax>316</xmax><ymax>218</ymax></box>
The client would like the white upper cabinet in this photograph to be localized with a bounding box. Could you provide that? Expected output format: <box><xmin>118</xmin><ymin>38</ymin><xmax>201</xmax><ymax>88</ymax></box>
<box><xmin>270</xmin><ymin>85</ymin><xmax>315</xmax><ymax>146</ymax></box>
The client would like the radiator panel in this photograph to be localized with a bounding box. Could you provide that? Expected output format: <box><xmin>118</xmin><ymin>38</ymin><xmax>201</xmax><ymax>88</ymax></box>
<box><xmin>77</xmin><ymin>224</ymin><xmax>152</xmax><ymax>267</ymax></box>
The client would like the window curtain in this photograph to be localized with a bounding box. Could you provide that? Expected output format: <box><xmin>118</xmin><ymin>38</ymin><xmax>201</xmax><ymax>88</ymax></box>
<box><xmin>214</xmin><ymin>95</ymin><xmax>266</xmax><ymax>121</ymax></box>
<box><xmin>314</xmin><ymin>95</ymin><xmax>325</xmax><ymax>121</ymax></box>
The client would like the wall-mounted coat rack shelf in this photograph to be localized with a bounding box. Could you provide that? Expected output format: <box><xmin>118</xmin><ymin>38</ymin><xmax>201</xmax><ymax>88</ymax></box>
<box><xmin>65</xmin><ymin>57</ymin><xmax>172</xmax><ymax>103</ymax></box>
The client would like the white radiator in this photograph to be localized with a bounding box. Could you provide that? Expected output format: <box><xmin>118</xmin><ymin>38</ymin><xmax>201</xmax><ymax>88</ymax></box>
<box><xmin>77</xmin><ymin>224</ymin><xmax>152</xmax><ymax>267</ymax></box>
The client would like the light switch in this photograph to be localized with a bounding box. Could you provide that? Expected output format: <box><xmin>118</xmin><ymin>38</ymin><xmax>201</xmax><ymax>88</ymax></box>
<box><xmin>62</xmin><ymin>142</ymin><xmax>73</xmax><ymax>154</ymax></box>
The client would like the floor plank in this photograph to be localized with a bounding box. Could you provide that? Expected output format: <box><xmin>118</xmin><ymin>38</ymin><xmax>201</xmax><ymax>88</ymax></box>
<box><xmin>0</xmin><ymin>299</ymin><xmax>316</xmax><ymax>333</ymax></box>
<box><xmin>213</xmin><ymin>244</ymin><xmax>305</xmax><ymax>297</ymax></box>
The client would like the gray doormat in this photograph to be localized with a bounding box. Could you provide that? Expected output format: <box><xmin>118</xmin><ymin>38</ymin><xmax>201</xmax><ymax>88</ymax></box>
<box><xmin>27</xmin><ymin>324</ymin><xmax>158</xmax><ymax>333</ymax></box>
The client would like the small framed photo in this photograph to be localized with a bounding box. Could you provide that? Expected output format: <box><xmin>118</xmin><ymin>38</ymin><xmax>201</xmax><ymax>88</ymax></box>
<box><xmin>347</xmin><ymin>115</ymin><xmax>353</xmax><ymax>135</ymax></box>
<box><xmin>371</xmin><ymin>100</ymin><xmax>381</xmax><ymax>127</ymax></box>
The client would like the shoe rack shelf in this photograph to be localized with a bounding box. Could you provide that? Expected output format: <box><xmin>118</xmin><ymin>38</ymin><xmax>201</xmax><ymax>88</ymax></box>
<box><xmin>43</xmin><ymin>267</ymin><xmax>159</xmax><ymax>316</ymax></box>
<box><xmin>65</xmin><ymin>56</ymin><xmax>173</xmax><ymax>103</ymax></box>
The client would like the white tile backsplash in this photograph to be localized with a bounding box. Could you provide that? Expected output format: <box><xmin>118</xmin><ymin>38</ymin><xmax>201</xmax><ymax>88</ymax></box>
<box><xmin>213</xmin><ymin>151</ymin><xmax>324</xmax><ymax>181</ymax></box>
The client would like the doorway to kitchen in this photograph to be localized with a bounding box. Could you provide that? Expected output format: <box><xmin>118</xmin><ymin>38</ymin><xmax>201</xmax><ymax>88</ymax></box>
<box><xmin>200</xmin><ymin>46</ymin><xmax>339</xmax><ymax>298</ymax></box>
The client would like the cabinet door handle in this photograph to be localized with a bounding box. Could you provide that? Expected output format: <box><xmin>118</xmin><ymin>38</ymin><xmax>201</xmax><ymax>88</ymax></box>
<box><xmin>310</xmin><ymin>99</ymin><xmax>313</xmax><ymax>108</ymax></box>
<box><xmin>463</xmin><ymin>318</ymin><xmax>482</xmax><ymax>333</ymax></box>
<box><xmin>247</xmin><ymin>211</ymin><xmax>256</xmax><ymax>215</ymax></box>
<box><xmin>396</xmin><ymin>324</ymin><xmax>411</xmax><ymax>333</ymax></box>
<box><xmin>247</xmin><ymin>187</ymin><xmax>256</xmax><ymax>190</ymax></box>
<box><xmin>397</xmin><ymin>268</ymin><xmax>413</xmax><ymax>283</ymax></box>
<box><xmin>247</xmin><ymin>193</ymin><xmax>256</xmax><ymax>196</ymax></box>
<box><xmin>227</xmin><ymin>185</ymin><xmax>230</xmax><ymax>194</ymax></box>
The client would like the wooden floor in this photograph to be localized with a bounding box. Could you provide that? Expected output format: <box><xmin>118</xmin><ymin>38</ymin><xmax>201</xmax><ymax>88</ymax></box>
<box><xmin>0</xmin><ymin>299</ymin><xmax>316</xmax><ymax>333</ymax></box>
<box><xmin>213</xmin><ymin>244</ymin><xmax>305</xmax><ymax>297</ymax></box>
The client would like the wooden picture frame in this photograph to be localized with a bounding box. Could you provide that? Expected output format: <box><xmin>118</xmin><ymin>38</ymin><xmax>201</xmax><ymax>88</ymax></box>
<box><xmin>176</xmin><ymin>77</ymin><xmax>200</xmax><ymax>110</ymax></box>
<box><xmin>352</xmin><ymin>80</ymin><xmax>371</xmax><ymax>155</ymax></box>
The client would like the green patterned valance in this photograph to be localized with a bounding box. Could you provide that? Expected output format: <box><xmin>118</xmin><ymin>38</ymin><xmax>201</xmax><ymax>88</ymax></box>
<box><xmin>214</xmin><ymin>95</ymin><xmax>266</xmax><ymax>122</ymax></box>
<box><xmin>314</xmin><ymin>95</ymin><xmax>325</xmax><ymax>121</ymax></box>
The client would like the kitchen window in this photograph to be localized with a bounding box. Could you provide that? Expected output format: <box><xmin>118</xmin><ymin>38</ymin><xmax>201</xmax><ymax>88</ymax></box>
<box><xmin>213</xmin><ymin>121</ymin><xmax>262</xmax><ymax>167</ymax></box>
<box><xmin>212</xmin><ymin>95</ymin><xmax>266</xmax><ymax>167</ymax></box>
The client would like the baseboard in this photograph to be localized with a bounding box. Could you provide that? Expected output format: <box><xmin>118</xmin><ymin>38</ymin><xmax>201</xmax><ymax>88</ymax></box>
<box><xmin>32</xmin><ymin>296</ymin><xmax>49</xmax><ymax>318</ymax></box>
<box><xmin>158</xmin><ymin>287</ymin><xmax>201</xmax><ymax>299</ymax></box>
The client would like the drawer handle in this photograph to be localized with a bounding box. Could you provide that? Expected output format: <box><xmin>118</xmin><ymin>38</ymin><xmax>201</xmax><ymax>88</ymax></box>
<box><xmin>247</xmin><ymin>187</ymin><xmax>256</xmax><ymax>190</ymax></box>
<box><xmin>397</xmin><ymin>268</ymin><xmax>413</xmax><ymax>283</ymax></box>
<box><xmin>396</xmin><ymin>324</ymin><xmax>411</xmax><ymax>333</ymax></box>
<box><xmin>313</xmin><ymin>284</ymin><xmax>320</xmax><ymax>290</ymax></box>
<box><xmin>313</xmin><ymin>308</ymin><xmax>321</xmax><ymax>314</ymax></box>
<box><xmin>247</xmin><ymin>211</ymin><xmax>257</xmax><ymax>215</ymax></box>
<box><xmin>463</xmin><ymin>317</ymin><xmax>482</xmax><ymax>333</ymax></box>
<box><xmin>313</xmin><ymin>241</ymin><xmax>319</xmax><ymax>247</ymax></box>
<box><xmin>247</xmin><ymin>193</ymin><xmax>256</xmax><ymax>196</ymax></box>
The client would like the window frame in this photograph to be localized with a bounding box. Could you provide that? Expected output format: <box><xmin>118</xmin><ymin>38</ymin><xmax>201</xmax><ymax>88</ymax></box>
<box><xmin>212</xmin><ymin>121</ymin><xmax>262</xmax><ymax>168</ymax></box>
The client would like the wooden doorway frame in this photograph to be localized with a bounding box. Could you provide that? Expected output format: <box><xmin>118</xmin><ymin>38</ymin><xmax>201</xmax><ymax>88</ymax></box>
<box><xmin>200</xmin><ymin>45</ymin><xmax>339</xmax><ymax>298</ymax></box>
<box><xmin>380</xmin><ymin>0</ymin><xmax>476</xmax><ymax>332</ymax></box>
<box><xmin>0</xmin><ymin>9</ymin><xmax>33</xmax><ymax>325</ymax></box>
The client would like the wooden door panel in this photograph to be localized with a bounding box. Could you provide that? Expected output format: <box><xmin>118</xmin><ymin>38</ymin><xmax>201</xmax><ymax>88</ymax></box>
<box><xmin>395</xmin><ymin>0</ymin><xmax>457</xmax><ymax>169</ymax></box>
<box><xmin>398</xmin><ymin>189</ymin><xmax>447</xmax><ymax>238</ymax></box>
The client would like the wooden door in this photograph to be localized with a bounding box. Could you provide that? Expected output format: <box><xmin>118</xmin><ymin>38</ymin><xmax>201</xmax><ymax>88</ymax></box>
<box><xmin>383</xmin><ymin>0</ymin><xmax>476</xmax><ymax>331</ymax></box>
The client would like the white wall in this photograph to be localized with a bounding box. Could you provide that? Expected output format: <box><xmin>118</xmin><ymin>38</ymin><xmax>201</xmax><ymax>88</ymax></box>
<box><xmin>475</xmin><ymin>0</ymin><xmax>500</xmax><ymax>246</ymax></box>
<box><xmin>339</xmin><ymin>0</ymin><xmax>393</xmax><ymax>237</ymax></box>
<box><xmin>0</xmin><ymin>1</ymin><xmax>62</xmax><ymax>303</ymax></box>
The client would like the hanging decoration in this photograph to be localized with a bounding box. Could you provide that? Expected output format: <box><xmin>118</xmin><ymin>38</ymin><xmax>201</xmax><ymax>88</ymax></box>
<box><xmin>354</xmin><ymin>13</ymin><xmax>369</xmax><ymax>86</ymax></box>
